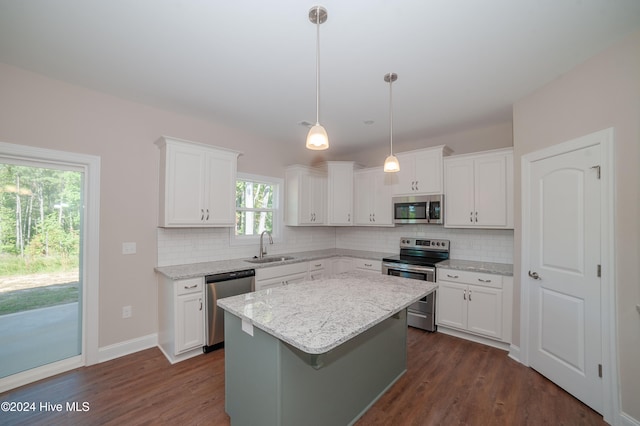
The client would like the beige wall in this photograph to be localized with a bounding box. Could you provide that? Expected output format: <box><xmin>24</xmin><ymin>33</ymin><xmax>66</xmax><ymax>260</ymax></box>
<box><xmin>0</xmin><ymin>63</ymin><xmax>303</xmax><ymax>347</ymax></box>
<box><xmin>337</xmin><ymin>121</ymin><xmax>513</xmax><ymax>167</ymax></box>
<box><xmin>513</xmin><ymin>31</ymin><xmax>640</xmax><ymax>418</ymax></box>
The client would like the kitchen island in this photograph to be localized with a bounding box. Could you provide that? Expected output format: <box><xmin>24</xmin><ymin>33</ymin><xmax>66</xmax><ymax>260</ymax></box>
<box><xmin>217</xmin><ymin>271</ymin><xmax>437</xmax><ymax>426</ymax></box>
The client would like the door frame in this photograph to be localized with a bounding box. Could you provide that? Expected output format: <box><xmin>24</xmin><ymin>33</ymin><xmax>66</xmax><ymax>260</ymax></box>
<box><xmin>0</xmin><ymin>141</ymin><xmax>100</xmax><ymax>392</ymax></box>
<box><xmin>519</xmin><ymin>128</ymin><xmax>618</xmax><ymax>423</ymax></box>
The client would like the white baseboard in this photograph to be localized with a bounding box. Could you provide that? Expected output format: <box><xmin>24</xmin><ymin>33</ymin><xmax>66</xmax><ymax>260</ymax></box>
<box><xmin>620</xmin><ymin>412</ymin><xmax>640</xmax><ymax>426</ymax></box>
<box><xmin>508</xmin><ymin>344</ymin><xmax>521</xmax><ymax>364</ymax></box>
<box><xmin>437</xmin><ymin>327</ymin><xmax>510</xmax><ymax>351</ymax></box>
<box><xmin>97</xmin><ymin>333</ymin><xmax>158</xmax><ymax>363</ymax></box>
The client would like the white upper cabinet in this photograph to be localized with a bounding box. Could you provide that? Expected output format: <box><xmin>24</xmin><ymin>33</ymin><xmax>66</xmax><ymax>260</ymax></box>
<box><xmin>325</xmin><ymin>161</ymin><xmax>355</xmax><ymax>226</ymax></box>
<box><xmin>393</xmin><ymin>145</ymin><xmax>452</xmax><ymax>196</ymax></box>
<box><xmin>354</xmin><ymin>167</ymin><xmax>394</xmax><ymax>226</ymax></box>
<box><xmin>157</xmin><ymin>136</ymin><xmax>240</xmax><ymax>227</ymax></box>
<box><xmin>285</xmin><ymin>165</ymin><xmax>326</xmax><ymax>226</ymax></box>
<box><xmin>444</xmin><ymin>148</ymin><xmax>513</xmax><ymax>228</ymax></box>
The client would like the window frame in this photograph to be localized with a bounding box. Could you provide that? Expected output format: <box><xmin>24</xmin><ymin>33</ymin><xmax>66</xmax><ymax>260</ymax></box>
<box><xmin>230</xmin><ymin>172</ymin><xmax>283</xmax><ymax>246</ymax></box>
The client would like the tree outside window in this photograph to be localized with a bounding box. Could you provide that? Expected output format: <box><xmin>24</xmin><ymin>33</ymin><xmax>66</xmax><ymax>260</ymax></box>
<box><xmin>235</xmin><ymin>177</ymin><xmax>278</xmax><ymax>238</ymax></box>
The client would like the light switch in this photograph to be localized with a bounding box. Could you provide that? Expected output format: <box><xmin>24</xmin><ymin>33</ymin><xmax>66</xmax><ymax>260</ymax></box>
<box><xmin>122</xmin><ymin>242</ymin><xmax>137</xmax><ymax>255</ymax></box>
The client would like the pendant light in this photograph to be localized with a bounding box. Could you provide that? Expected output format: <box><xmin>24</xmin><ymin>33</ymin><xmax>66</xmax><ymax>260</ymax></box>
<box><xmin>383</xmin><ymin>72</ymin><xmax>400</xmax><ymax>172</ymax></box>
<box><xmin>306</xmin><ymin>6</ymin><xmax>329</xmax><ymax>150</ymax></box>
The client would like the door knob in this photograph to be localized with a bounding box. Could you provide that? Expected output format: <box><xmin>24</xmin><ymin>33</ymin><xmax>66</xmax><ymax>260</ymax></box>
<box><xmin>528</xmin><ymin>270</ymin><xmax>541</xmax><ymax>280</ymax></box>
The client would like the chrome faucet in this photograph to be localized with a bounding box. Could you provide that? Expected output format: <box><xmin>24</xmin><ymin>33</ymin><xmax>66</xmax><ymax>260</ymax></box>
<box><xmin>259</xmin><ymin>231</ymin><xmax>273</xmax><ymax>259</ymax></box>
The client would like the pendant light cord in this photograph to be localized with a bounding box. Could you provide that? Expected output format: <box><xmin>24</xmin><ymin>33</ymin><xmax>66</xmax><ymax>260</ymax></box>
<box><xmin>315</xmin><ymin>6</ymin><xmax>321</xmax><ymax>125</ymax></box>
<box><xmin>389</xmin><ymin>75</ymin><xmax>393</xmax><ymax>155</ymax></box>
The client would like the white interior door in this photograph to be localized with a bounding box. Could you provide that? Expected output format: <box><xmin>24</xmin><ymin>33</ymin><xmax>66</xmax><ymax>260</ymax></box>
<box><xmin>527</xmin><ymin>144</ymin><xmax>602</xmax><ymax>413</ymax></box>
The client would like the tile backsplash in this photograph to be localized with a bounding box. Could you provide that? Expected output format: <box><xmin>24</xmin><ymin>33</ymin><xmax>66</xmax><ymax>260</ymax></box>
<box><xmin>157</xmin><ymin>225</ymin><xmax>514</xmax><ymax>267</ymax></box>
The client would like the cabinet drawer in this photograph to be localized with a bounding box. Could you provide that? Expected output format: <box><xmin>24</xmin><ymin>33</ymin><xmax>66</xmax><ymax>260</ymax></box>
<box><xmin>256</xmin><ymin>262</ymin><xmax>308</xmax><ymax>281</ymax></box>
<box><xmin>353</xmin><ymin>259</ymin><xmax>381</xmax><ymax>272</ymax></box>
<box><xmin>176</xmin><ymin>277</ymin><xmax>204</xmax><ymax>295</ymax></box>
<box><xmin>437</xmin><ymin>268</ymin><xmax>503</xmax><ymax>289</ymax></box>
<box><xmin>308</xmin><ymin>259</ymin><xmax>326</xmax><ymax>271</ymax></box>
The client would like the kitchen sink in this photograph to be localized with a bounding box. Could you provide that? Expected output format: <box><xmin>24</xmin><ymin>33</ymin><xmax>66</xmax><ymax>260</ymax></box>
<box><xmin>246</xmin><ymin>256</ymin><xmax>295</xmax><ymax>264</ymax></box>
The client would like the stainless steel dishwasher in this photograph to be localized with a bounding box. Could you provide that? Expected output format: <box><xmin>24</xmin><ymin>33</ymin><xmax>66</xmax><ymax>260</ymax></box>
<box><xmin>203</xmin><ymin>269</ymin><xmax>255</xmax><ymax>353</ymax></box>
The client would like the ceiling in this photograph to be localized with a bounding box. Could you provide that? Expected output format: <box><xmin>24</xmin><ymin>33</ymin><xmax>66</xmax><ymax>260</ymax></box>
<box><xmin>1</xmin><ymin>1</ymin><xmax>639</xmax><ymax>157</ymax></box>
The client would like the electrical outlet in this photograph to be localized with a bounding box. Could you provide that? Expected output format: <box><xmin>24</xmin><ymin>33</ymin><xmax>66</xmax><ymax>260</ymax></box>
<box><xmin>122</xmin><ymin>305</ymin><xmax>132</xmax><ymax>318</ymax></box>
<box><xmin>122</xmin><ymin>242</ymin><xmax>137</xmax><ymax>255</ymax></box>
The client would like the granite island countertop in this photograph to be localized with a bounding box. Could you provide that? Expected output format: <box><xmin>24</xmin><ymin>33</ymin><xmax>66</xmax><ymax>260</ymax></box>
<box><xmin>437</xmin><ymin>259</ymin><xmax>513</xmax><ymax>276</ymax></box>
<box><xmin>155</xmin><ymin>248</ymin><xmax>395</xmax><ymax>280</ymax></box>
<box><xmin>217</xmin><ymin>271</ymin><xmax>437</xmax><ymax>355</ymax></box>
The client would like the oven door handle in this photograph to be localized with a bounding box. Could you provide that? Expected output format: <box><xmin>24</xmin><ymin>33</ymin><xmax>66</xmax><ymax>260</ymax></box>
<box><xmin>383</xmin><ymin>263</ymin><xmax>436</xmax><ymax>274</ymax></box>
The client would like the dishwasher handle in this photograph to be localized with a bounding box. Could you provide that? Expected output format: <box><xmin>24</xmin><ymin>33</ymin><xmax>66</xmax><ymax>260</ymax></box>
<box><xmin>206</xmin><ymin>269</ymin><xmax>255</xmax><ymax>283</ymax></box>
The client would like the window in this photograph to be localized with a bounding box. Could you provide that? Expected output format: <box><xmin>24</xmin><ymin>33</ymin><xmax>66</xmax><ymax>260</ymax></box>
<box><xmin>233</xmin><ymin>173</ymin><xmax>282</xmax><ymax>243</ymax></box>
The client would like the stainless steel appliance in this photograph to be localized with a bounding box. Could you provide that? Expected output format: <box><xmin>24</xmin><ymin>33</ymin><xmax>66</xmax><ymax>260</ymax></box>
<box><xmin>203</xmin><ymin>269</ymin><xmax>255</xmax><ymax>353</ymax></box>
<box><xmin>382</xmin><ymin>237</ymin><xmax>450</xmax><ymax>331</ymax></box>
<box><xmin>393</xmin><ymin>194</ymin><xmax>444</xmax><ymax>224</ymax></box>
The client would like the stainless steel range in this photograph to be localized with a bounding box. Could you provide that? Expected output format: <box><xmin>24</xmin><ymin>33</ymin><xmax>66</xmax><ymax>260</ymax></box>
<box><xmin>382</xmin><ymin>237</ymin><xmax>450</xmax><ymax>331</ymax></box>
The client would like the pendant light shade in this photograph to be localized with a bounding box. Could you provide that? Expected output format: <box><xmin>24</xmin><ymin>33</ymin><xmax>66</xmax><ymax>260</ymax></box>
<box><xmin>383</xmin><ymin>72</ymin><xmax>399</xmax><ymax>173</ymax></box>
<box><xmin>306</xmin><ymin>6</ymin><xmax>329</xmax><ymax>151</ymax></box>
<box><xmin>306</xmin><ymin>123</ymin><xmax>329</xmax><ymax>150</ymax></box>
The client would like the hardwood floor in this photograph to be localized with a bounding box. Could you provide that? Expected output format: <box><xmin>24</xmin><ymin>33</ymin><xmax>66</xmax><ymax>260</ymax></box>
<box><xmin>0</xmin><ymin>329</ymin><xmax>605</xmax><ymax>425</ymax></box>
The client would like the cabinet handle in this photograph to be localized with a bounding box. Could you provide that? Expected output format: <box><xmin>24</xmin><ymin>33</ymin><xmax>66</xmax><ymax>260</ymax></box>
<box><xmin>369</xmin><ymin>214</ymin><xmax>372</xmax><ymax>222</ymax></box>
<box><xmin>415</xmin><ymin>181</ymin><xmax>419</xmax><ymax>191</ymax></box>
<box><xmin>470</xmin><ymin>212</ymin><xmax>473</xmax><ymax>223</ymax></box>
<box><xmin>201</xmin><ymin>209</ymin><xmax>205</xmax><ymax>221</ymax></box>
<box><xmin>463</xmin><ymin>290</ymin><xmax>467</xmax><ymax>300</ymax></box>
<box><xmin>468</xmin><ymin>290</ymin><xmax>472</xmax><ymax>301</ymax></box>
<box><xmin>348</xmin><ymin>213</ymin><xmax>350</xmax><ymax>222</ymax></box>
<box><xmin>447</xmin><ymin>274</ymin><xmax>459</xmax><ymax>279</ymax></box>
<box><xmin>372</xmin><ymin>213</ymin><xmax>375</xmax><ymax>222</ymax></box>
<box><xmin>364</xmin><ymin>263</ymin><xmax>372</xmax><ymax>267</ymax></box>
<box><xmin>478</xmin><ymin>278</ymin><xmax>492</xmax><ymax>283</ymax></box>
<box><xmin>314</xmin><ymin>263</ymin><xmax>322</xmax><ymax>267</ymax></box>
<box><xmin>206</xmin><ymin>209</ymin><xmax>210</xmax><ymax>221</ymax></box>
<box><xmin>184</xmin><ymin>284</ymin><xmax>198</xmax><ymax>289</ymax></box>
<box><xmin>199</xmin><ymin>298</ymin><xmax>203</xmax><ymax>311</ymax></box>
<box><xmin>411</xmin><ymin>181</ymin><xmax>415</xmax><ymax>191</ymax></box>
<box><xmin>475</xmin><ymin>211</ymin><xmax>478</xmax><ymax>223</ymax></box>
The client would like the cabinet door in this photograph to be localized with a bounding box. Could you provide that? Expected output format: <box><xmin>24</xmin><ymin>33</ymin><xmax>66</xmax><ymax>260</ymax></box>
<box><xmin>444</xmin><ymin>158</ymin><xmax>475</xmax><ymax>227</ymax></box>
<box><xmin>394</xmin><ymin>152</ymin><xmax>416</xmax><ymax>195</ymax></box>
<box><xmin>413</xmin><ymin>149</ymin><xmax>443</xmax><ymax>194</ymax></box>
<box><xmin>310</xmin><ymin>172</ymin><xmax>326</xmax><ymax>224</ymax></box>
<box><xmin>474</xmin><ymin>155</ymin><xmax>507</xmax><ymax>226</ymax></box>
<box><xmin>255</xmin><ymin>276</ymin><xmax>285</xmax><ymax>291</ymax></box>
<box><xmin>372</xmin><ymin>171</ymin><xmax>394</xmax><ymax>225</ymax></box>
<box><xmin>299</xmin><ymin>172</ymin><xmax>325</xmax><ymax>225</ymax></box>
<box><xmin>284</xmin><ymin>272</ymin><xmax>309</xmax><ymax>285</ymax></box>
<box><xmin>327</xmin><ymin>164</ymin><xmax>353</xmax><ymax>225</ymax></box>
<box><xmin>176</xmin><ymin>293</ymin><xmax>204</xmax><ymax>354</ymax></box>
<box><xmin>205</xmin><ymin>153</ymin><xmax>236</xmax><ymax>225</ymax></box>
<box><xmin>354</xmin><ymin>171</ymin><xmax>373</xmax><ymax>225</ymax></box>
<box><xmin>309</xmin><ymin>269</ymin><xmax>325</xmax><ymax>281</ymax></box>
<box><xmin>466</xmin><ymin>285</ymin><xmax>503</xmax><ymax>339</ymax></box>
<box><xmin>436</xmin><ymin>282</ymin><xmax>468</xmax><ymax>330</ymax></box>
<box><xmin>166</xmin><ymin>144</ymin><xmax>207</xmax><ymax>225</ymax></box>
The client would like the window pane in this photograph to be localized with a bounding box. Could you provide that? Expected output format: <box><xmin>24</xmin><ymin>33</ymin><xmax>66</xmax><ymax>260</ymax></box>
<box><xmin>235</xmin><ymin>211</ymin><xmax>273</xmax><ymax>236</ymax></box>
<box><xmin>236</xmin><ymin>181</ymin><xmax>274</xmax><ymax>209</ymax></box>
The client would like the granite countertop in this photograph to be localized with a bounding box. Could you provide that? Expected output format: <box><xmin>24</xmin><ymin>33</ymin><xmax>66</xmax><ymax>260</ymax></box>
<box><xmin>155</xmin><ymin>248</ymin><xmax>395</xmax><ymax>280</ymax></box>
<box><xmin>437</xmin><ymin>259</ymin><xmax>513</xmax><ymax>276</ymax></box>
<box><xmin>217</xmin><ymin>271</ymin><xmax>437</xmax><ymax>355</ymax></box>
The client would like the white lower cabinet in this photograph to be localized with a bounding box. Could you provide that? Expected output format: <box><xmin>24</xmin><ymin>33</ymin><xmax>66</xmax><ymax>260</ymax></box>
<box><xmin>436</xmin><ymin>268</ymin><xmax>512</xmax><ymax>344</ymax></box>
<box><xmin>158</xmin><ymin>276</ymin><xmax>205</xmax><ymax>363</ymax></box>
<box><xmin>308</xmin><ymin>259</ymin><xmax>327</xmax><ymax>281</ymax></box>
<box><xmin>331</xmin><ymin>257</ymin><xmax>354</xmax><ymax>275</ymax></box>
<box><xmin>353</xmin><ymin>259</ymin><xmax>382</xmax><ymax>275</ymax></box>
<box><xmin>255</xmin><ymin>262</ymin><xmax>309</xmax><ymax>291</ymax></box>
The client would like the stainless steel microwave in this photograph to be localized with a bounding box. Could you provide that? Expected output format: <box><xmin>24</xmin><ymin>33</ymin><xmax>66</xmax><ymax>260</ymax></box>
<box><xmin>393</xmin><ymin>195</ymin><xmax>444</xmax><ymax>224</ymax></box>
